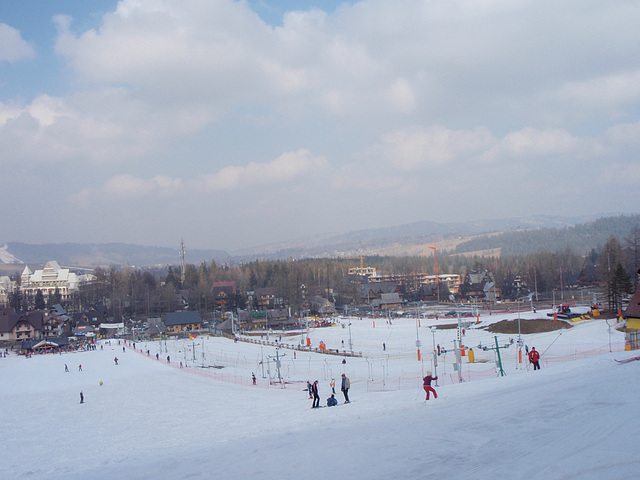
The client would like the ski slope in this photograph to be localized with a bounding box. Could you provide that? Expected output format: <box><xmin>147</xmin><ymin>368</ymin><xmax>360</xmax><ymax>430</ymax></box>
<box><xmin>1</xmin><ymin>309</ymin><xmax>639</xmax><ymax>479</ymax></box>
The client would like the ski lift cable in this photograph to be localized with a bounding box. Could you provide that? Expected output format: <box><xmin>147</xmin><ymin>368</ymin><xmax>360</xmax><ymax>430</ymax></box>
<box><xmin>540</xmin><ymin>328</ymin><xmax>565</xmax><ymax>357</ymax></box>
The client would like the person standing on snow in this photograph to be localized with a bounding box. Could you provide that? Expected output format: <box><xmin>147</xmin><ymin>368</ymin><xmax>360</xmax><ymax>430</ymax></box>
<box><xmin>341</xmin><ymin>374</ymin><xmax>350</xmax><ymax>403</ymax></box>
<box><xmin>529</xmin><ymin>347</ymin><xmax>541</xmax><ymax>370</ymax></box>
<box><xmin>307</xmin><ymin>380</ymin><xmax>313</xmax><ymax>399</ymax></box>
<box><xmin>330</xmin><ymin>378</ymin><xmax>336</xmax><ymax>394</ymax></box>
<box><xmin>311</xmin><ymin>380</ymin><xmax>320</xmax><ymax>408</ymax></box>
<box><xmin>423</xmin><ymin>371</ymin><xmax>438</xmax><ymax>400</ymax></box>
<box><xmin>114</xmin><ymin>357</ymin><xmax>118</xmax><ymax>365</ymax></box>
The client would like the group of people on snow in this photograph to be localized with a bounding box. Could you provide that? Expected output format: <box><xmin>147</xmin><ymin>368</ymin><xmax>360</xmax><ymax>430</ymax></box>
<box><xmin>308</xmin><ymin>374</ymin><xmax>350</xmax><ymax>408</ymax></box>
<box><xmin>420</xmin><ymin>346</ymin><xmax>541</xmax><ymax>401</ymax></box>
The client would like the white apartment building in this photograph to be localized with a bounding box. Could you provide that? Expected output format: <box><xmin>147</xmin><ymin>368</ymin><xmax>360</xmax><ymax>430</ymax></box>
<box><xmin>20</xmin><ymin>261</ymin><xmax>95</xmax><ymax>305</ymax></box>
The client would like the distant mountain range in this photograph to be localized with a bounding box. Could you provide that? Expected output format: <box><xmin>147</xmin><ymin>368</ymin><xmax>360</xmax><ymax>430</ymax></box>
<box><xmin>235</xmin><ymin>213</ymin><xmax>632</xmax><ymax>259</ymax></box>
<box><xmin>0</xmin><ymin>242</ymin><xmax>229</xmax><ymax>269</ymax></box>
<box><xmin>1</xmin><ymin>213</ymin><xmax>638</xmax><ymax>268</ymax></box>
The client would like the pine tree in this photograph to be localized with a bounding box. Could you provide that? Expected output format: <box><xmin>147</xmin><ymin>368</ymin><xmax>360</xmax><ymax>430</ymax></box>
<box><xmin>34</xmin><ymin>289</ymin><xmax>46</xmax><ymax>310</ymax></box>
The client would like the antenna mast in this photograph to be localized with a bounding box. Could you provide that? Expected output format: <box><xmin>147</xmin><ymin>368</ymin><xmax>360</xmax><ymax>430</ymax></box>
<box><xmin>180</xmin><ymin>238</ymin><xmax>186</xmax><ymax>285</ymax></box>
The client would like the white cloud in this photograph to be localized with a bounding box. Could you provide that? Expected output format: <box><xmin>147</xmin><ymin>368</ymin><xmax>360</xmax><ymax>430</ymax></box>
<box><xmin>104</xmin><ymin>174</ymin><xmax>182</xmax><ymax>197</ymax></box>
<box><xmin>71</xmin><ymin>174</ymin><xmax>183</xmax><ymax>205</ymax></box>
<box><xmin>387</xmin><ymin>78</ymin><xmax>416</xmax><ymax>114</ymax></box>
<box><xmin>19</xmin><ymin>0</ymin><xmax>636</xmax><ymax>170</ymax></box>
<box><xmin>602</xmin><ymin>119</ymin><xmax>640</xmax><ymax>149</ymax></box>
<box><xmin>200</xmin><ymin>149</ymin><xmax>327</xmax><ymax>191</ymax></box>
<box><xmin>483</xmin><ymin>127</ymin><xmax>584</xmax><ymax>162</ymax></box>
<box><xmin>558</xmin><ymin>70</ymin><xmax>640</xmax><ymax>108</ymax></box>
<box><xmin>0</xmin><ymin>89</ymin><xmax>210</xmax><ymax>165</ymax></box>
<box><xmin>4</xmin><ymin>0</ymin><xmax>640</xmax><ymax>249</ymax></box>
<box><xmin>376</xmin><ymin>125</ymin><xmax>496</xmax><ymax>171</ymax></box>
<box><xmin>0</xmin><ymin>24</ymin><xmax>35</xmax><ymax>62</ymax></box>
<box><xmin>69</xmin><ymin>149</ymin><xmax>327</xmax><ymax>205</ymax></box>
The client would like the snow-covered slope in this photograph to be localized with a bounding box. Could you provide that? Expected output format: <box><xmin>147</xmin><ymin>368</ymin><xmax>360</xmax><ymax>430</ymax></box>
<box><xmin>1</xmin><ymin>313</ymin><xmax>638</xmax><ymax>479</ymax></box>
<box><xmin>0</xmin><ymin>243</ymin><xmax>22</xmax><ymax>264</ymax></box>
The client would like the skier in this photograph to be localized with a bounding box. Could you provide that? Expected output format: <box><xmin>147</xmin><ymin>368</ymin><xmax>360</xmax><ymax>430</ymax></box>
<box><xmin>252</xmin><ymin>373</ymin><xmax>256</xmax><ymax>385</ymax></box>
<box><xmin>167</xmin><ymin>355</ymin><xmax>170</xmax><ymax>364</ymax></box>
<box><xmin>80</xmin><ymin>391</ymin><xmax>84</xmax><ymax>404</ymax></box>
<box><xmin>529</xmin><ymin>347</ymin><xmax>541</xmax><ymax>370</ymax></box>
<box><xmin>78</xmin><ymin>364</ymin><xmax>82</xmax><ymax>371</ymax></box>
<box><xmin>114</xmin><ymin>357</ymin><xmax>118</xmax><ymax>365</ymax></box>
<box><xmin>341</xmin><ymin>374</ymin><xmax>350</xmax><ymax>403</ymax></box>
<box><xmin>327</xmin><ymin>394</ymin><xmax>338</xmax><ymax>407</ymax></box>
<box><xmin>423</xmin><ymin>371</ymin><xmax>438</xmax><ymax>400</ymax></box>
<box><xmin>307</xmin><ymin>381</ymin><xmax>313</xmax><ymax>399</ymax></box>
<box><xmin>311</xmin><ymin>380</ymin><xmax>320</xmax><ymax>408</ymax></box>
<box><xmin>64</xmin><ymin>364</ymin><xmax>69</xmax><ymax>372</ymax></box>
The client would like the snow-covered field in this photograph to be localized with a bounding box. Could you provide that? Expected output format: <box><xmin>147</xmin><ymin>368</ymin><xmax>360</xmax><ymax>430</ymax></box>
<box><xmin>2</xmin><ymin>308</ymin><xmax>639</xmax><ymax>480</ymax></box>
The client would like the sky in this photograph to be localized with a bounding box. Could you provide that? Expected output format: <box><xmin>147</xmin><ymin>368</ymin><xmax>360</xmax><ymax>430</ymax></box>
<box><xmin>1</xmin><ymin>0</ymin><xmax>640</xmax><ymax>252</ymax></box>
<box><xmin>2</xmin><ymin>307</ymin><xmax>639</xmax><ymax>479</ymax></box>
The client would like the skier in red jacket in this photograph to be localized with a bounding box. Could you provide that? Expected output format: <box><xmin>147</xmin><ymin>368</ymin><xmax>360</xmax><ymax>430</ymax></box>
<box><xmin>529</xmin><ymin>347</ymin><xmax>541</xmax><ymax>370</ymax></box>
<box><xmin>423</xmin><ymin>371</ymin><xmax>438</xmax><ymax>400</ymax></box>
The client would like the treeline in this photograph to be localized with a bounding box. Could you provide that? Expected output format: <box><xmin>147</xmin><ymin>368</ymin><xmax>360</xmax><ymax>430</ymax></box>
<box><xmin>454</xmin><ymin>214</ymin><xmax>640</xmax><ymax>256</ymax></box>
<box><xmin>65</xmin><ymin>230</ymin><xmax>639</xmax><ymax>319</ymax></box>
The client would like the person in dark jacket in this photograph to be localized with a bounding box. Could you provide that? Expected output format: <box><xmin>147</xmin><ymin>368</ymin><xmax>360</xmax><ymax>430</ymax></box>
<box><xmin>341</xmin><ymin>374</ymin><xmax>350</xmax><ymax>403</ymax></box>
<box><xmin>327</xmin><ymin>394</ymin><xmax>338</xmax><ymax>407</ymax></box>
<box><xmin>423</xmin><ymin>371</ymin><xmax>438</xmax><ymax>400</ymax></box>
<box><xmin>311</xmin><ymin>380</ymin><xmax>320</xmax><ymax>408</ymax></box>
<box><xmin>529</xmin><ymin>347</ymin><xmax>541</xmax><ymax>370</ymax></box>
<box><xmin>307</xmin><ymin>381</ymin><xmax>313</xmax><ymax>399</ymax></box>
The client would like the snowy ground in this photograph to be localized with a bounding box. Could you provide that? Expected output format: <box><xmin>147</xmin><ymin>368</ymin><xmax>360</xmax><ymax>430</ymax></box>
<box><xmin>1</xmin><ymin>308</ymin><xmax>639</xmax><ymax>479</ymax></box>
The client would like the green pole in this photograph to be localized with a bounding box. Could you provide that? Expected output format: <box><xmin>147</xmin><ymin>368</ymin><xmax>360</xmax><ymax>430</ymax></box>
<box><xmin>495</xmin><ymin>336</ymin><xmax>506</xmax><ymax>377</ymax></box>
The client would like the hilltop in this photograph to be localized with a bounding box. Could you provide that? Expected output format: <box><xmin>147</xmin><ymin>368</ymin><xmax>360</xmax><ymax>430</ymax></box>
<box><xmin>1</xmin><ymin>213</ymin><xmax>638</xmax><ymax>267</ymax></box>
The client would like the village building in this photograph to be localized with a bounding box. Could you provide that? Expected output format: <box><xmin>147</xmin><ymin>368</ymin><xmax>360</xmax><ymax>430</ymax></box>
<box><xmin>211</xmin><ymin>281</ymin><xmax>237</xmax><ymax>311</ymax></box>
<box><xmin>232</xmin><ymin>309</ymin><xmax>298</xmax><ymax>333</ymax></box>
<box><xmin>164</xmin><ymin>311</ymin><xmax>203</xmax><ymax>334</ymax></box>
<box><xmin>623</xmin><ymin>275</ymin><xmax>640</xmax><ymax>350</ymax></box>
<box><xmin>0</xmin><ymin>276</ymin><xmax>13</xmax><ymax>307</ymax></box>
<box><xmin>19</xmin><ymin>261</ymin><xmax>96</xmax><ymax>308</ymax></box>
<box><xmin>249</xmin><ymin>287</ymin><xmax>283</xmax><ymax>310</ymax></box>
<box><xmin>0</xmin><ymin>308</ymin><xmax>44</xmax><ymax>342</ymax></box>
<box><xmin>370</xmin><ymin>292</ymin><xmax>403</xmax><ymax>312</ymax></box>
<box><xmin>459</xmin><ymin>270</ymin><xmax>502</xmax><ymax>302</ymax></box>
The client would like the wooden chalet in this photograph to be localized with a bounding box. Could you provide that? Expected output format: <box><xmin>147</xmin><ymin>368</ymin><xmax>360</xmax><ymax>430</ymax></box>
<box><xmin>164</xmin><ymin>311</ymin><xmax>203</xmax><ymax>334</ymax></box>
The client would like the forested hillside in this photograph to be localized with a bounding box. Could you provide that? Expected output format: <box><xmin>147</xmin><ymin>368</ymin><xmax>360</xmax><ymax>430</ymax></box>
<box><xmin>454</xmin><ymin>215</ymin><xmax>640</xmax><ymax>256</ymax></box>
